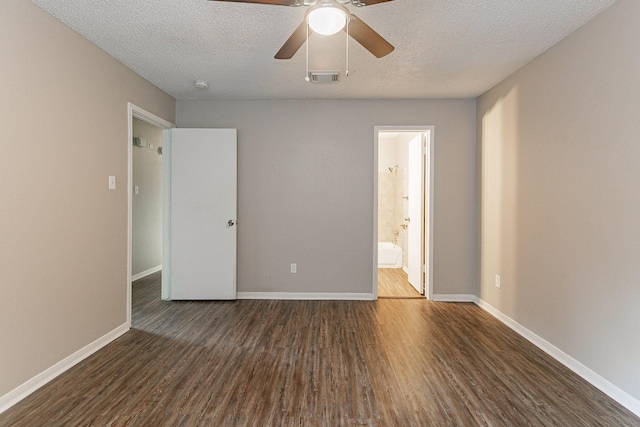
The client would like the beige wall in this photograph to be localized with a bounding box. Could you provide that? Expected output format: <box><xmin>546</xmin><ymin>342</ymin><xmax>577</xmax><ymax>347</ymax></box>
<box><xmin>177</xmin><ymin>99</ymin><xmax>476</xmax><ymax>296</ymax></box>
<box><xmin>378</xmin><ymin>132</ymin><xmax>419</xmax><ymax>268</ymax></box>
<box><xmin>132</xmin><ymin>119</ymin><xmax>163</xmax><ymax>276</ymax></box>
<box><xmin>478</xmin><ymin>0</ymin><xmax>640</xmax><ymax>401</ymax></box>
<box><xmin>0</xmin><ymin>0</ymin><xmax>175</xmax><ymax>398</ymax></box>
<box><xmin>378</xmin><ymin>134</ymin><xmax>407</xmax><ymax>253</ymax></box>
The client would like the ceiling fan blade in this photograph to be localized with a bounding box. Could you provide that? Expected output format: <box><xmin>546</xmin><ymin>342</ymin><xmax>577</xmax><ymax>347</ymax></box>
<box><xmin>275</xmin><ymin>22</ymin><xmax>308</xmax><ymax>59</ymax></box>
<box><xmin>347</xmin><ymin>15</ymin><xmax>394</xmax><ymax>58</ymax></box>
<box><xmin>354</xmin><ymin>0</ymin><xmax>395</xmax><ymax>5</ymax></box>
<box><xmin>208</xmin><ymin>0</ymin><xmax>298</xmax><ymax>6</ymax></box>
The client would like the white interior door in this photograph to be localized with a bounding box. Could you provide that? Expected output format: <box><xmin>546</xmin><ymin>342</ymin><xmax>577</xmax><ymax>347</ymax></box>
<box><xmin>407</xmin><ymin>134</ymin><xmax>424</xmax><ymax>294</ymax></box>
<box><xmin>167</xmin><ymin>128</ymin><xmax>237</xmax><ymax>300</ymax></box>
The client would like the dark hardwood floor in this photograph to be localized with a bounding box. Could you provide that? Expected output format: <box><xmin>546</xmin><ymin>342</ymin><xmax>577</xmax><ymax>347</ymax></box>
<box><xmin>1</xmin><ymin>271</ymin><xmax>639</xmax><ymax>426</ymax></box>
<box><xmin>377</xmin><ymin>268</ymin><xmax>423</xmax><ymax>298</ymax></box>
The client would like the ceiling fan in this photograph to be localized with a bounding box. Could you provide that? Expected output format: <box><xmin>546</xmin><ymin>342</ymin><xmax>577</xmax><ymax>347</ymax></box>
<box><xmin>208</xmin><ymin>0</ymin><xmax>395</xmax><ymax>59</ymax></box>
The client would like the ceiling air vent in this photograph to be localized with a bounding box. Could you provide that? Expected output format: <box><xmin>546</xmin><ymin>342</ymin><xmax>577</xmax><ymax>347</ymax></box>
<box><xmin>308</xmin><ymin>71</ymin><xmax>340</xmax><ymax>83</ymax></box>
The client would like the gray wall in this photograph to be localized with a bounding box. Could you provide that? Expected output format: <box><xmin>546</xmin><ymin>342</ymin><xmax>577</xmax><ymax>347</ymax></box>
<box><xmin>177</xmin><ymin>99</ymin><xmax>476</xmax><ymax>296</ymax></box>
<box><xmin>0</xmin><ymin>0</ymin><xmax>175</xmax><ymax>398</ymax></box>
<box><xmin>132</xmin><ymin>119</ymin><xmax>163</xmax><ymax>276</ymax></box>
<box><xmin>477</xmin><ymin>0</ymin><xmax>640</xmax><ymax>401</ymax></box>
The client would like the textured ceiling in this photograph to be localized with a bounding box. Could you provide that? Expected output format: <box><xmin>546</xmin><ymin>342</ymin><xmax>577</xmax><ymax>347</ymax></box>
<box><xmin>30</xmin><ymin>0</ymin><xmax>616</xmax><ymax>100</ymax></box>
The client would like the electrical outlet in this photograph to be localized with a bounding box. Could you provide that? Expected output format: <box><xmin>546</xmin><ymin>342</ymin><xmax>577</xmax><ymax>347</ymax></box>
<box><xmin>290</xmin><ymin>263</ymin><xmax>297</xmax><ymax>274</ymax></box>
<box><xmin>495</xmin><ymin>274</ymin><xmax>501</xmax><ymax>289</ymax></box>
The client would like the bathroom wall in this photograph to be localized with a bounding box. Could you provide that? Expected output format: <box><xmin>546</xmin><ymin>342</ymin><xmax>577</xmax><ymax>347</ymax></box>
<box><xmin>132</xmin><ymin>118</ymin><xmax>163</xmax><ymax>277</ymax></box>
<box><xmin>377</xmin><ymin>137</ymin><xmax>403</xmax><ymax>248</ymax></box>
<box><xmin>377</xmin><ymin>138</ymin><xmax>396</xmax><ymax>174</ymax></box>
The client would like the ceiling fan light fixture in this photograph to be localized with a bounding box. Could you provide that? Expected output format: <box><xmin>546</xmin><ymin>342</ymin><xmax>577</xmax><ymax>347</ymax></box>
<box><xmin>306</xmin><ymin>3</ymin><xmax>349</xmax><ymax>36</ymax></box>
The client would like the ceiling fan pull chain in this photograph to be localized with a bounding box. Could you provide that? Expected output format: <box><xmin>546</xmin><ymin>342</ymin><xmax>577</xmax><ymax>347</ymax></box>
<box><xmin>346</xmin><ymin>18</ymin><xmax>350</xmax><ymax>77</ymax></box>
<box><xmin>305</xmin><ymin>21</ymin><xmax>310</xmax><ymax>82</ymax></box>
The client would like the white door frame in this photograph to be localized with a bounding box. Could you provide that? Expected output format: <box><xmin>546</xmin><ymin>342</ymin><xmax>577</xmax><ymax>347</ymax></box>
<box><xmin>127</xmin><ymin>103</ymin><xmax>174</xmax><ymax>327</ymax></box>
<box><xmin>373</xmin><ymin>126</ymin><xmax>434</xmax><ymax>300</ymax></box>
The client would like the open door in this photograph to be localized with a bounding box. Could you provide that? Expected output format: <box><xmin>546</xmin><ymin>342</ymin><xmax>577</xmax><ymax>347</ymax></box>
<box><xmin>406</xmin><ymin>134</ymin><xmax>424</xmax><ymax>294</ymax></box>
<box><xmin>164</xmin><ymin>128</ymin><xmax>237</xmax><ymax>300</ymax></box>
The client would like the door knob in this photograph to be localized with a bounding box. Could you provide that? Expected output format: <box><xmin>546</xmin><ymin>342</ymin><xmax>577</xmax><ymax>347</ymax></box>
<box><xmin>228</xmin><ymin>220</ymin><xmax>235</xmax><ymax>226</ymax></box>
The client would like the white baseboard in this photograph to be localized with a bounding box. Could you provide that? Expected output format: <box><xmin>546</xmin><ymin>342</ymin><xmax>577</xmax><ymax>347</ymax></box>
<box><xmin>237</xmin><ymin>292</ymin><xmax>375</xmax><ymax>301</ymax></box>
<box><xmin>474</xmin><ymin>297</ymin><xmax>640</xmax><ymax>418</ymax></box>
<box><xmin>131</xmin><ymin>265</ymin><xmax>162</xmax><ymax>282</ymax></box>
<box><xmin>0</xmin><ymin>323</ymin><xmax>129</xmax><ymax>415</ymax></box>
<box><xmin>431</xmin><ymin>293</ymin><xmax>476</xmax><ymax>302</ymax></box>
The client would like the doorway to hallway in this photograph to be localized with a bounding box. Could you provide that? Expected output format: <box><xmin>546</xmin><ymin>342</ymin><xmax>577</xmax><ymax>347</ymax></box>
<box><xmin>127</xmin><ymin>103</ymin><xmax>174</xmax><ymax>326</ymax></box>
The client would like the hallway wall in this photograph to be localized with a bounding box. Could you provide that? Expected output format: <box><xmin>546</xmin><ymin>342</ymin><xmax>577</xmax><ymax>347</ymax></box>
<box><xmin>132</xmin><ymin>119</ymin><xmax>163</xmax><ymax>276</ymax></box>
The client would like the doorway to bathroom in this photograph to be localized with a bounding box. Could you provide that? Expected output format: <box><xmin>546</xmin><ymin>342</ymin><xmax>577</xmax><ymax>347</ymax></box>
<box><xmin>374</xmin><ymin>126</ymin><xmax>434</xmax><ymax>300</ymax></box>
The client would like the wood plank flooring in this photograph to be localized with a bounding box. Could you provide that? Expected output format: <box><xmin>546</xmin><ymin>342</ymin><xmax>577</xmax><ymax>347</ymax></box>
<box><xmin>1</xmin><ymin>271</ymin><xmax>639</xmax><ymax>426</ymax></box>
<box><xmin>377</xmin><ymin>268</ymin><xmax>423</xmax><ymax>298</ymax></box>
